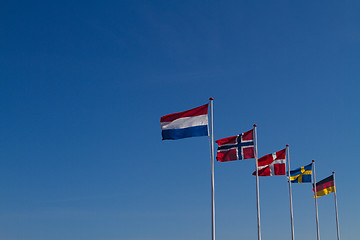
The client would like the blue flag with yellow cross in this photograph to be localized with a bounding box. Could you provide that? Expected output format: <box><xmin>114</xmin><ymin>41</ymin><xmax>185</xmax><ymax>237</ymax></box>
<box><xmin>289</xmin><ymin>163</ymin><xmax>312</xmax><ymax>183</ymax></box>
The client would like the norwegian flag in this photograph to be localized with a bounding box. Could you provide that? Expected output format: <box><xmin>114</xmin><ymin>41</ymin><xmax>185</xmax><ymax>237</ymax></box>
<box><xmin>216</xmin><ymin>129</ymin><xmax>255</xmax><ymax>162</ymax></box>
<box><xmin>252</xmin><ymin>149</ymin><xmax>286</xmax><ymax>176</ymax></box>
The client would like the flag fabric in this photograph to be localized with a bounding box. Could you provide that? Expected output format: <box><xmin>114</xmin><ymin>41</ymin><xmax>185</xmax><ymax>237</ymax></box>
<box><xmin>252</xmin><ymin>149</ymin><xmax>286</xmax><ymax>176</ymax></box>
<box><xmin>314</xmin><ymin>175</ymin><xmax>335</xmax><ymax>198</ymax></box>
<box><xmin>216</xmin><ymin>129</ymin><xmax>254</xmax><ymax>162</ymax></box>
<box><xmin>289</xmin><ymin>163</ymin><xmax>313</xmax><ymax>183</ymax></box>
<box><xmin>160</xmin><ymin>104</ymin><xmax>209</xmax><ymax>140</ymax></box>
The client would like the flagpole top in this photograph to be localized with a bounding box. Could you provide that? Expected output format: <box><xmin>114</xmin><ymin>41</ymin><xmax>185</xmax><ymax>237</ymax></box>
<box><xmin>209</xmin><ymin>97</ymin><xmax>214</xmax><ymax>100</ymax></box>
<box><xmin>312</xmin><ymin>160</ymin><xmax>315</xmax><ymax>162</ymax></box>
<box><xmin>286</xmin><ymin>144</ymin><xmax>289</xmax><ymax>147</ymax></box>
<box><xmin>332</xmin><ymin>171</ymin><xmax>335</xmax><ymax>174</ymax></box>
<box><xmin>253</xmin><ymin>124</ymin><xmax>257</xmax><ymax>127</ymax></box>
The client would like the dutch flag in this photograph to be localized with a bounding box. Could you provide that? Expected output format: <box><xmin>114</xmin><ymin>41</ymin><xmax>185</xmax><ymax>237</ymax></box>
<box><xmin>160</xmin><ymin>103</ymin><xmax>209</xmax><ymax>140</ymax></box>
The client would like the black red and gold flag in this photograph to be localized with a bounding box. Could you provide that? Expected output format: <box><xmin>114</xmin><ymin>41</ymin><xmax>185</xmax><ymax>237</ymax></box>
<box><xmin>313</xmin><ymin>175</ymin><xmax>335</xmax><ymax>198</ymax></box>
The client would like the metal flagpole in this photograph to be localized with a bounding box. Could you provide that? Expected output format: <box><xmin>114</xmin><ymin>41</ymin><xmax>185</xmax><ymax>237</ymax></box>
<box><xmin>209</xmin><ymin>97</ymin><xmax>216</xmax><ymax>240</ymax></box>
<box><xmin>332</xmin><ymin>171</ymin><xmax>340</xmax><ymax>240</ymax></box>
<box><xmin>253</xmin><ymin>124</ymin><xmax>261</xmax><ymax>240</ymax></box>
<box><xmin>312</xmin><ymin>160</ymin><xmax>320</xmax><ymax>240</ymax></box>
<box><xmin>286</xmin><ymin>145</ymin><xmax>295</xmax><ymax>240</ymax></box>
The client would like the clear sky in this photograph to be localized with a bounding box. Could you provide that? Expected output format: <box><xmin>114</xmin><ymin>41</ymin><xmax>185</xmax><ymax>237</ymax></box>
<box><xmin>1</xmin><ymin>1</ymin><xmax>359</xmax><ymax>240</ymax></box>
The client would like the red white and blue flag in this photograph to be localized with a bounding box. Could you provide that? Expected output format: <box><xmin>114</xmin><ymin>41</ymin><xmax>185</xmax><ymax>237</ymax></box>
<box><xmin>252</xmin><ymin>149</ymin><xmax>286</xmax><ymax>176</ymax></box>
<box><xmin>160</xmin><ymin>104</ymin><xmax>209</xmax><ymax>140</ymax></box>
<box><xmin>216</xmin><ymin>129</ymin><xmax>255</xmax><ymax>162</ymax></box>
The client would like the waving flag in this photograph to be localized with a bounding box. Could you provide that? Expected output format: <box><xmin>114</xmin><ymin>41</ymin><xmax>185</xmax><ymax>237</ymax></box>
<box><xmin>160</xmin><ymin>103</ymin><xmax>209</xmax><ymax>140</ymax></box>
<box><xmin>252</xmin><ymin>149</ymin><xmax>286</xmax><ymax>176</ymax></box>
<box><xmin>216</xmin><ymin>129</ymin><xmax>254</xmax><ymax>162</ymax></box>
<box><xmin>289</xmin><ymin>163</ymin><xmax>312</xmax><ymax>183</ymax></box>
<box><xmin>314</xmin><ymin>175</ymin><xmax>335</xmax><ymax>198</ymax></box>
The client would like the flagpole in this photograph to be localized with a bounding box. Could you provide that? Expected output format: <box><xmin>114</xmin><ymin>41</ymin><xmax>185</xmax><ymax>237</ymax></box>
<box><xmin>312</xmin><ymin>160</ymin><xmax>320</xmax><ymax>240</ymax></box>
<box><xmin>286</xmin><ymin>145</ymin><xmax>295</xmax><ymax>240</ymax></box>
<box><xmin>253</xmin><ymin>124</ymin><xmax>261</xmax><ymax>240</ymax></box>
<box><xmin>209</xmin><ymin>97</ymin><xmax>216</xmax><ymax>240</ymax></box>
<box><xmin>332</xmin><ymin>171</ymin><xmax>340</xmax><ymax>240</ymax></box>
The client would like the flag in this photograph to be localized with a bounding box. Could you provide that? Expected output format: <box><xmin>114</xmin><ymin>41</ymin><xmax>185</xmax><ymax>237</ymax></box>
<box><xmin>314</xmin><ymin>175</ymin><xmax>335</xmax><ymax>198</ymax></box>
<box><xmin>216</xmin><ymin>129</ymin><xmax>254</xmax><ymax>162</ymax></box>
<box><xmin>160</xmin><ymin>103</ymin><xmax>209</xmax><ymax>140</ymax></box>
<box><xmin>289</xmin><ymin>163</ymin><xmax>312</xmax><ymax>183</ymax></box>
<box><xmin>252</xmin><ymin>149</ymin><xmax>286</xmax><ymax>176</ymax></box>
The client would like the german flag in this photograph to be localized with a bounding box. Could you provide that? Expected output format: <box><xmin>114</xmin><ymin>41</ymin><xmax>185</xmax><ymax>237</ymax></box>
<box><xmin>314</xmin><ymin>175</ymin><xmax>335</xmax><ymax>198</ymax></box>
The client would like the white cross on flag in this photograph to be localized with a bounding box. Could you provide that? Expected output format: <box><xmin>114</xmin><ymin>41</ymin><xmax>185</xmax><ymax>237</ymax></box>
<box><xmin>252</xmin><ymin>149</ymin><xmax>286</xmax><ymax>176</ymax></box>
<box><xmin>216</xmin><ymin>129</ymin><xmax>255</xmax><ymax>162</ymax></box>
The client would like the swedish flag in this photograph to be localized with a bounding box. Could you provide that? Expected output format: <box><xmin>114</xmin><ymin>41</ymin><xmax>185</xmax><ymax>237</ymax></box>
<box><xmin>289</xmin><ymin>163</ymin><xmax>312</xmax><ymax>183</ymax></box>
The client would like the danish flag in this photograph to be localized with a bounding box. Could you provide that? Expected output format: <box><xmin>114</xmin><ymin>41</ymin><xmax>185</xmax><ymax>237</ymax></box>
<box><xmin>253</xmin><ymin>149</ymin><xmax>286</xmax><ymax>176</ymax></box>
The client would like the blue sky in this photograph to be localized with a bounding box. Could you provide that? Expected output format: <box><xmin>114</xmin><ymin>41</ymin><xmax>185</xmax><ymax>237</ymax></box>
<box><xmin>1</xmin><ymin>1</ymin><xmax>359</xmax><ymax>240</ymax></box>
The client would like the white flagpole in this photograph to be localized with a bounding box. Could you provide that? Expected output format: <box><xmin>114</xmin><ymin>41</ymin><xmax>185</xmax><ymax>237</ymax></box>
<box><xmin>209</xmin><ymin>97</ymin><xmax>216</xmax><ymax>240</ymax></box>
<box><xmin>253</xmin><ymin>124</ymin><xmax>261</xmax><ymax>240</ymax></box>
<box><xmin>312</xmin><ymin>160</ymin><xmax>320</xmax><ymax>240</ymax></box>
<box><xmin>286</xmin><ymin>145</ymin><xmax>295</xmax><ymax>240</ymax></box>
<box><xmin>332</xmin><ymin>171</ymin><xmax>340</xmax><ymax>240</ymax></box>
